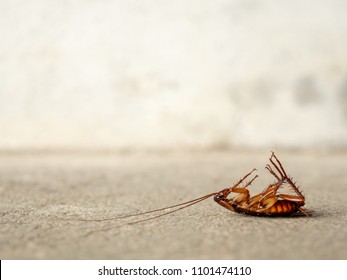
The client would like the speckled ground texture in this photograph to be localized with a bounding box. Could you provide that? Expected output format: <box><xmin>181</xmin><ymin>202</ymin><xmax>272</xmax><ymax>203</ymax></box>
<box><xmin>1</xmin><ymin>150</ymin><xmax>346</xmax><ymax>259</ymax></box>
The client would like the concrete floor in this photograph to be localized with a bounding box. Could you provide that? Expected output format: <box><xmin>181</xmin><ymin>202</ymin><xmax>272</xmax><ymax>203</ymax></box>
<box><xmin>1</xmin><ymin>150</ymin><xmax>347</xmax><ymax>259</ymax></box>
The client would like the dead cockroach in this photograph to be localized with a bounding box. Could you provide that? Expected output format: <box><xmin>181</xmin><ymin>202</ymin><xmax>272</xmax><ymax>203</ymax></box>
<box><xmin>213</xmin><ymin>152</ymin><xmax>307</xmax><ymax>216</ymax></box>
<box><xmin>84</xmin><ymin>152</ymin><xmax>307</xmax><ymax>234</ymax></box>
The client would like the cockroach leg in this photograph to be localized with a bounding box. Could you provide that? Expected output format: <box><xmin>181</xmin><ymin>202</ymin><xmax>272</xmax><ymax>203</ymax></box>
<box><xmin>230</xmin><ymin>173</ymin><xmax>259</xmax><ymax>204</ymax></box>
<box><xmin>269</xmin><ymin>151</ymin><xmax>288</xmax><ymax>179</ymax></box>
<box><xmin>266</xmin><ymin>164</ymin><xmax>280</xmax><ymax>181</ymax></box>
<box><xmin>214</xmin><ymin>169</ymin><xmax>258</xmax><ymax>211</ymax></box>
<box><xmin>298</xmin><ymin>207</ymin><xmax>309</xmax><ymax>217</ymax></box>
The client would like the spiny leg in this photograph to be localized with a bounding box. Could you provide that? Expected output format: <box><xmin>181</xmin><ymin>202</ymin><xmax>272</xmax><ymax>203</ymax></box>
<box><xmin>231</xmin><ymin>168</ymin><xmax>257</xmax><ymax>191</ymax></box>
<box><xmin>270</xmin><ymin>151</ymin><xmax>288</xmax><ymax>179</ymax></box>
<box><xmin>231</xmin><ymin>174</ymin><xmax>259</xmax><ymax>204</ymax></box>
<box><xmin>270</xmin><ymin>152</ymin><xmax>304</xmax><ymax>199</ymax></box>
<box><xmin>244</xmin><ymin>174</ymin><xmax>259</xmax><ymax>188</ymax></box>
<box><xmin>268</xmin><ymin>152</ymin><xmax>303</xmax><ymax>197</ymax></box>
<box><xmin>298</xmin><ymin>207</ymin><xmax>309</xmax><ymax>217</ymax></box>
<box><xmin>266</xmin><ymin>164</ymin><xmax>280</xmax><ymax>181</ymax></box>
<box><xmin>227</xmin><ymin>169</ymin><xmax>258</xmax><ymax>203</ymax></box>
<box><xmin>215</xmin><ymin>169</ymin><xmax>258</xmax><ymax>212</ymax></box>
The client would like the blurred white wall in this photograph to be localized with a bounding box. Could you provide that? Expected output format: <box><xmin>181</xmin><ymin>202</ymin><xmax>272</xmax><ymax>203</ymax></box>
<box><xmin>1</xmin><ymin>0</ymin><xmax>347</xmax><ymax>150</ymax></box>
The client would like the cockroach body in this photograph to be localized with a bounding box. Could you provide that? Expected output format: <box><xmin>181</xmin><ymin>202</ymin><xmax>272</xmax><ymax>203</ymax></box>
<box><xmin>213</xmin><ymin>152</ymin><xmax>306</xmax><ymax>216</ymax></box>
<box><xmin>82</xmin><ymin>152</ymin><xmax>307</xmax><ymax>235</ymax></box>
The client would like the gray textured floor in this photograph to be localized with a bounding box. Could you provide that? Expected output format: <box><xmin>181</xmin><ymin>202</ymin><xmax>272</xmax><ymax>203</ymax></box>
<box><xmin>1</xmin><ymin>150</ymin><xmax>346</xmax><ymax>259</ymax></box>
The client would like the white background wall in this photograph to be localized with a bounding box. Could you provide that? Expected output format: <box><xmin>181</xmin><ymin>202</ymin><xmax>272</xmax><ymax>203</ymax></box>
<box><xmin>1</xmin><ymin>0</ymin><xmax>347</xmax><ymax>151</ymax></box>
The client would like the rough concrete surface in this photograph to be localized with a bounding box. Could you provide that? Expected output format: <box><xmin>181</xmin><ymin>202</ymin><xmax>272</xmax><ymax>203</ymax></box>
<box><xmin>0</xmin><ymin>150</ymin><xmax>346</xmax><ymax>259</ymax></box>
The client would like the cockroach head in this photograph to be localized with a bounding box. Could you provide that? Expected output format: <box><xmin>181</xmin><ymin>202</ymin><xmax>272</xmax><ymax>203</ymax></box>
<box><xmin>213</xmin><ymin>188</ymin><xmax>229</xmax><ymax>202</ymax></box>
